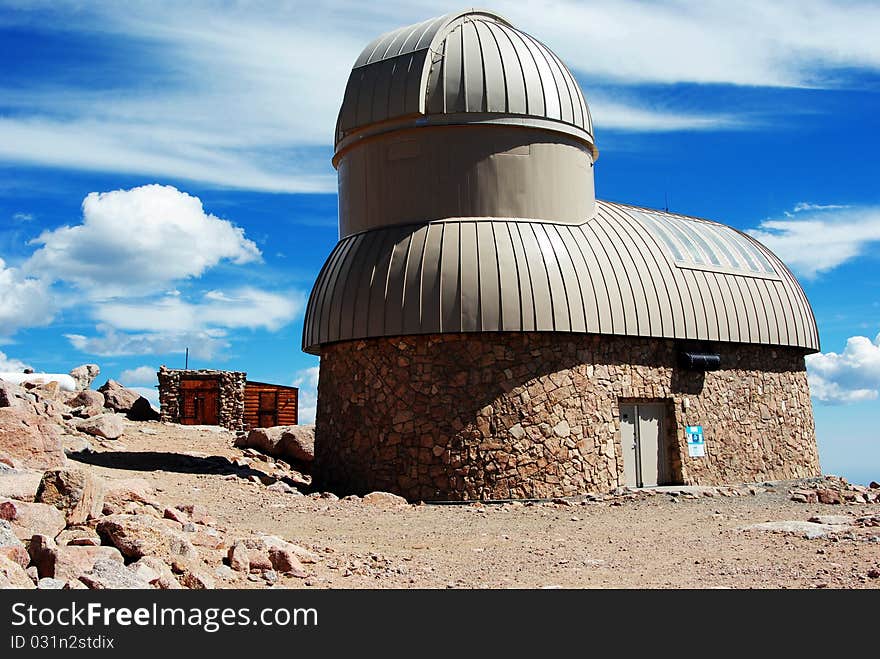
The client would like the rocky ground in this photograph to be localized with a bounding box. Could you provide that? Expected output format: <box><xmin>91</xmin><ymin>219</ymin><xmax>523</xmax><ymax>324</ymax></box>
<box><xmin>1</xmin><ymin>373</ymin><xmax>878</xmax><ymax>590</ymax></box>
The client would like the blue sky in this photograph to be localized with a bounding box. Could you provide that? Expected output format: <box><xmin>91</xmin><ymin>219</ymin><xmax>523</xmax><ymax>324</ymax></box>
<box><xmin>0</xmin><ymin>1</ymin><xmax>878</xmax><ymax>484</ymax></box>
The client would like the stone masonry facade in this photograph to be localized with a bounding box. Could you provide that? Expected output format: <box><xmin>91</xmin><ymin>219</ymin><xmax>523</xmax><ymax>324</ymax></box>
<box><xmin>314</xmin><ymin>333</ymin><xmax>820</xmax><ymax>501</ymax></box>
<box><xmin>158</xmin><ymin>367</ymin><xmax>247</xmax><ymax>431</ymax></box>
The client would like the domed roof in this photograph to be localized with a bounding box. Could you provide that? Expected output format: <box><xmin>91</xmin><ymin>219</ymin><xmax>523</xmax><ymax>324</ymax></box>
<box><xmin>335</xmin><ymin>10</ymin><xmax>596</xmax><ymax>159</ymax></box>
<box><xmin>302</xmin><ymin>201</ymin><xmax>819</xmax><ymax>354</ymax></box>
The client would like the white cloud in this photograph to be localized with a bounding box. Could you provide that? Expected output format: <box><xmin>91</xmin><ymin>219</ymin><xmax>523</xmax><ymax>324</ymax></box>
<box><xmin>0</xmin><ymin>257</ymin><xmax>56</xmax><ymax>334</ymax></box>
<box><xmin>748</xmin><ymin>204</ymin><xmax>880</xmax><ymax>278</ymax></box>
<box><xmin>590</xmin><ymin>96</ymin><xmax>746</xmax><ymax>132</ymax></box>
<box><xmin>806</xmin><ymin>333</ymin><xmax>880</xmax><ymax>404</ymax></box>
<box><xmin>293</xmin><ymin>366</ymin><xmax>320</xmax><ymax>425</ymax></box>
<box><xmin>93</xmin><ymin>288</ymin><xmax>303</xmax><ymax>333</ymax></box>
<box><xmin>12</xmin><ymin>212</ymin><xmax>33</xmax><ymax>222</ymax></box>
<box><xmin>4</xmin><ymin>1</ymin><xmax>879</xmax><ymax>185</ymax></box>
<box><xmin>26</xmin><ymin>184</ymin><xmax>261</xmax><ymax>297</ymax></box>
<box><xmin>119</xmin><ymin>365</ymin><xmax>158</xmax><ymax>386</ymax></box>
<box><xmin>0</xmin><ymin>350</ymin><xmax>31</xmax><ymax>373</ymax></box>
<box><xmin>66</xmin><ymin>326</ymin><xmax>229</xmax><ymax>360</ymax></box>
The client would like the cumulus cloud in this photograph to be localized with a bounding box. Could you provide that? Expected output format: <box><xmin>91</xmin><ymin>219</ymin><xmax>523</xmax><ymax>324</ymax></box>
<box><xmin>0</xmin><ymin>257</ymin><xmax>56</xmax><ymax>334</ymax></box>
<box><xmin>66</xmin><ymin>326</ymin><xmax>229</xmax><ymax>360</ymax></box>
<box><xmin>119</xmin><ymin>365</ymin><xmax>158</xmax><ymax>386</ymax></box>
<box><xmin>4</xmin><ymin>1</ymin><xmax>880</xmax><ymax>186</ymax></box>
<box><xmin>748</xmin><ymin>204</ymin><xmax>880</xmax><ymax>278</ymax></box>
<box><xmin>26</xmin><ymin>184</ymin><xmax>260</xmax><ymax>297</ymax></box>
<box><xmin>293</xmin><ymin>366</ymin><xmax>320</xmax><ymax>425</ymax></box>
<box><xmin>93</xmin><ymin>288</ymin><xmax>303</xmax><ymax>333</ymax></box>
<box><xmin>0</xmin><ymin>350</ymin><xmax>31</xmax><ymax>373</ymax></box>
<box><xmin>806</xmin><ymin>333</ymin><xmax>880</xmax><ymax>404</ymax></box>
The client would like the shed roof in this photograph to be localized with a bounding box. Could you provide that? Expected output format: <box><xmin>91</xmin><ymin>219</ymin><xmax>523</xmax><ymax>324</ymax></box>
<box><xmin>302</xmin><ymin>201</ymin><xmax>819</xmax><ymax>354</ymax></box>
<box><xmin>335</xmin><ymin>9</ymin><xmax>595</xmax><ymax>158</ymax></box>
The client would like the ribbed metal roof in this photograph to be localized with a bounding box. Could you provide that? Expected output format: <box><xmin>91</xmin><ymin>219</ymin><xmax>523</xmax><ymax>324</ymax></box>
<box><xmin>302</xmin><ymin>200</ymin><xmax>819</xmax><ymax>354</ymax></box>
<box><xmin>335</xmin><ymin>9</ymin><xmax>595</xmax><ymax>157</ymax></box>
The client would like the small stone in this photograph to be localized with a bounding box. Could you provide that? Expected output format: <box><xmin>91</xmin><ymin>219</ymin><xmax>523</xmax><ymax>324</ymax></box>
<box><xmin>180</xmin><ymin>569</ymin><xmax>215</xmax><ymax>590</ymax></box>
<box><xmin>227</xmin><ymin>542</ymin><xmax>249</xmax><ymax>572</ymax></box>
<box><xmin>362</xmin><ymin>491</ymin><xmax>408</xmax><ymax>507</ymax></box>
<box><xmin>37</xmin><ymin>577</ymin><xmax>66</xmax><ymax>589</ymax></box>
<box><xmin>263</xmin><ymin>569</ymin><xmax>278</xmax><ymax>584</ymax></box>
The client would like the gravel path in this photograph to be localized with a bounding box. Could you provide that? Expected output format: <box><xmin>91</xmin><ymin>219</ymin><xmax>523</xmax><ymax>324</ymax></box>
<box><xmin>70</xmin><ymin>420</ymin><xmax>880</xmax><ymax>589</ymax></box>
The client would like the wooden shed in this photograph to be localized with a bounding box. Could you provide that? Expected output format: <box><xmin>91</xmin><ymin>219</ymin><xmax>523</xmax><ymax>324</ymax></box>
<box><xmin>244</xmin><ymin>381</ymin><xmax>298</xmax><ymax>429</ymax></box>
<box><xmin>157</xmin><ymin>367</ymin><xmax>298</xmax><ymax>431</ymax></box>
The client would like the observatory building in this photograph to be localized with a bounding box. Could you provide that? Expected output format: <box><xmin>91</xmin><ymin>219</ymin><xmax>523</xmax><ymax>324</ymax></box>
<box><xmin>302</xmin><ymin>10</ymin><xmax>821</xmax><ymax>500</ymax></box>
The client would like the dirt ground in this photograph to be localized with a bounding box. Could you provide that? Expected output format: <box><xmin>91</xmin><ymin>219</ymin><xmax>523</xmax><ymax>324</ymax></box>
<box><xmin>69</xmin><ymin>420</ymin><xmax>880</xmax><ymax>589</ymax></box>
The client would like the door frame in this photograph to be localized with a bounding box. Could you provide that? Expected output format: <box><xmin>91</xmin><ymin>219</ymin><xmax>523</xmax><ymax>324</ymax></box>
<box><xmin>179</xmin><ymin>376</ymin><xmax>221</xmax><ymax>426</ymax></box>
<box><xmin>618</xmin><ymin>398</ymin><xmax>679</xmax><ymax>488</ymax></box>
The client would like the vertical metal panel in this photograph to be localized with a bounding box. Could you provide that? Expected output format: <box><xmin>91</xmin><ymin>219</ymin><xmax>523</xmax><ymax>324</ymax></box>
<box><xmin>439</xmin><ymin>222</ymin><xmax>461</xmax><ymax>332</ymax></box>
<box><xmin>534</xmin><ymin>223</ymin><xmax>571</xmax><ymax>332</ymax></box>
<box><xmin>494</xmin><ymin>223</ymin><xmax>523</xmax><ymax>331</ymax></box>
<box><xmin>462</xmin><ymin>21</ymin><xmax>486</xmax><ymax>113</ymax></box>
<box><xmin>579</xmin><ymin>222</ymin><xmax>625</xmax><ymax>336</ymax></box>
<box><xmin>459</xmin><ymin>222</ymin><xmax>480</xmax><ymax>330</ymax></box>
<box><xmin>401</xmin><ymin>225</ymin><xmax>428</xmax><ymax>334</ymax></box>
<box><xmin>419</xmin><ymin>223</ymin><xmax>444</xmax><ymax>332</ymax></box>
<box><xmin>589</xmin><ymin>218</ymin><xmax>638</xmax><ymax>335</ymax></box>
<box><xmin>508</xmin><ymin>222</ymin><xmax>536</xmax><ymax>331</ymax></box>
<box><xmin>474</xmin><ymin>20</ymin><xmax>506</xmax><ymax>113</ymax></box>
<box><xmin>383</xmin><ymin>231</ymin><xmax>411</xmax><ymax>336</ymax></box>
<box><xmin>608</xmin><ymin>205</ymin><xmax>679</xmax><ymax>338</ymax></box>
<box><xmin>556</xmin><ymin>224</ymin><xmax>600</xmax><ymax>333</ymax></box>
<box><xmin>493</xmin><ymin>23</ymin><xmax>527</xmax><ymax>115</ymax></box>
<box><xmin>518</xmin><ymin>223</ymin><xmax>554</xmax><ymax>331</ymax></box>
<box><xmin>546</xmin><ymin>224</ymin><xmax>586</xmax><ymax>333</ymax></box>
<box><xmin>477</xmin><ymin>222</ymin><xmax>501</xmax><ymax>331</ymax></box>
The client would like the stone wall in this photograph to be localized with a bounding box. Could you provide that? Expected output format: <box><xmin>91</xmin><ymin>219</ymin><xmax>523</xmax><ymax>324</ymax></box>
<box><xmin>158</xmin><ymin>367</ymin><xmax>247</xmax><ymax>431</ymax></box>
<box><xmin>314</xmin><ymin>333</ymin><xmax>819</xmax><ymax>501</ymax></box>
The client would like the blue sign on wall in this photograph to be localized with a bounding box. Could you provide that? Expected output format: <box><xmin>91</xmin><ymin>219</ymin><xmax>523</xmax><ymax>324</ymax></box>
<box><xmin>686</xmin><ymin>425</ymin><xmax>705</xmax><ymax>457</ymax></box>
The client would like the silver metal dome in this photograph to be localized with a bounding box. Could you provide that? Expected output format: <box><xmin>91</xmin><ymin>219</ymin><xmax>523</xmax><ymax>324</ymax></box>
<box><xmin>302</xmin><ymin>201</ymin><xmax>819</xmax><ymax>354</ymax></box>
<box><xmin>335</xmin><ymin>9</ymin><xmax>596</xmax><ymax>160</ymax></box>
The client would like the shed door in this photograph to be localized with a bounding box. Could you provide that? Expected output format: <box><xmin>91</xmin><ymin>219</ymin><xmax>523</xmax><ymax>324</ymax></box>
<box><xmin>180</xmin><ymin>378</ymin><xmax>220</xmax><ymax>426</ymax></box>
<box><xmin>619</xmin><ymin>402</ymin><xmax>667</xmax><ymax>488</ymax></box>
<box><xmin>258</xmin><ymin>390</ymin><xmax>278</xmax><ymax>428</ymax></box>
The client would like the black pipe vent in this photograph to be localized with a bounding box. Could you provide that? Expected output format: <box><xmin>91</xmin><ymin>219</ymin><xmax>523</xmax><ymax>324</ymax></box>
<box><xmin>679</xmin><ymin>351</ymin><xmax>721</xmax><ymax>371</ymax></box>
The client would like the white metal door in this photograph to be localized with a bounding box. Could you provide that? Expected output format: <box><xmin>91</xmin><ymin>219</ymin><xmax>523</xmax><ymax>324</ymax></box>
<box><xmin>619</xmin><ymin>404</ymin><xmax>638</xmax><ymax>487</ymax></box>
<box><xmin>619</xmin><ymin>402</ymin><xmax>665</xmax><ymax>488</ymax></box>
<box><xmin>638</xmin><ymin>404</ymin><xmax>662</xmax><ymax>487</ymax></box>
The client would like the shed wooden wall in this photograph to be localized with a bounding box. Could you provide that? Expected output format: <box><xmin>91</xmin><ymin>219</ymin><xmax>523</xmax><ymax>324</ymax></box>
<box><xmin>244</xmin><ymin>381</ymin><xmax>298</xmax><ymax>429</ymax></box>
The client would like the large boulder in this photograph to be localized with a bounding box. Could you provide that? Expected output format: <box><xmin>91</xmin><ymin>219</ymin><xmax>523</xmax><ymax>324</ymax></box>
<box><xmin>127</xmin><ymin>396</ymin><xmax>160</xmax><ymax>422</ymax></box>
<box><xmin>69</xmin><ymin>364</ymin><xmax>100</xmax><ymax>391</ymax></box>
<box><xmin>0</xmin><ymin>467</ymin><xmax>43</xmax><ymax>501</ymax></box>
<box><xmin>75</xmin><ymin>413</ymin><xmax>124</xmax><ymax>440</ymax></box>
<box><xmin>235</xmin><ymin>425</ymin><xmax>315</xmax><ymax>464</ymax></box>
<box><xmin>64</xmin><ymin>389</ymin><xmax>104</xmax><ymax>409</ymax></box>
<box><xmin>0</xmin><ymin>554</ymin><xmax>34</xmax><ymax>589</ymax></box>
<box><xmin>96</xmin><ymin>514</ymin><xmax>199</xmax><ymax>566</ymax></box>
<box><xmin>97</xmin><ymin>380</ymin><xmax>138</xmax><ymax>413</ymax></box>
<box><xmin>0</xmin><ymin>408</ymin><xmax>66</xmax><ymax>470</ymax></box>
<box><xmin>0</xmin><ymin>498</ymin><xmax>66</xmax><ymax>539</ymax></box>
<box><xmin>280</xmin><ymin>426</ymin><xmax>314</xmax><ymax>464</ymax></box>
<box><xmin>35</xmin><ymin>468</ymin><xmax>104</xmax><ymax>525</ymax></box>
<box><xmin>0</xmin><ymin>380</ymin><xmax>34</xmax><ymax>412</ymax></box>
<box><xmin>29</xmin><ymin>535</ymin><xmax>124</xmax><ymax>581</ymax></box>
<box><xmin>79</xmin><ymin>558</ymin><xmax>151</xmax><ymax>590</ymax></box>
